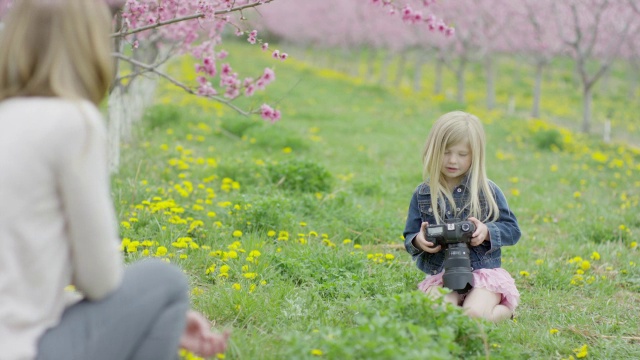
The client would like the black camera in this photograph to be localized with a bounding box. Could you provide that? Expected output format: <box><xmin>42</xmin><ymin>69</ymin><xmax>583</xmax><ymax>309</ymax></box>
<box><xmin>424</xmin><ymin>220</ymin><xmax>476</xmax><ymax>294</ymax></box>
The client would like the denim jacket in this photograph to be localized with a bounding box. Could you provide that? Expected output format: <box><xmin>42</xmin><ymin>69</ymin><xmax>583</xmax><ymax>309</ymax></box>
<box><xmin>403</xmin><ymin>178</ymin><xmax>521</xmax><ymax>275</ymax></box>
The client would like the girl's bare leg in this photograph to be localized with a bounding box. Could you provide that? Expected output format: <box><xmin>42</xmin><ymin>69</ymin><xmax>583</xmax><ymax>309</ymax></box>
<box><xmin>424</xmin><ymin>286</ymin><xmax>461</xmax><ymax>306</ymax></box>
<box><xmin>462</xmin><ymin>287</ymin><xmax>512</xmax><ymax>322</ymax></box>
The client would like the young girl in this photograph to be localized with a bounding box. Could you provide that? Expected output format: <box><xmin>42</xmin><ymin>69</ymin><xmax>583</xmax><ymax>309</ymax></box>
<box><xmin>0</xmin><ymin>1</ymin><xmax>228</xmax><ymax>359</ymax></box>
<box><xmin>403</xmin><ymin>111</ymin><xmax>521</xmax><ymax>322</ymax></box>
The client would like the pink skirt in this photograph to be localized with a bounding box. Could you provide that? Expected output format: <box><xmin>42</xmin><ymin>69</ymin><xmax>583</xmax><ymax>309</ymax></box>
<box><xmin>418</xmin><ymin>268</ymin><xmax>520</xmax><ymax>311</ymax></box>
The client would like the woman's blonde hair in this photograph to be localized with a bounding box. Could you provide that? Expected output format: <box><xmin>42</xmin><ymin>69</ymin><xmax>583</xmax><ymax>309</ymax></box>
<box><xmin>0</xmin><ymin>0</ymin><xmax>113</xmax><ymax>105</ymax></box>
<box><xmin>422</xmin><ymin>111</ymin><xmax>499</xmax><ymax>224</ymax></box>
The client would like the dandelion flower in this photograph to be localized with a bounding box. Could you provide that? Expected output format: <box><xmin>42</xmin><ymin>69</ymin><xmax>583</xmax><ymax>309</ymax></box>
<box><xmin>573</xmin><ymin>344</ymin><xmax>588</xmax><ymax>358</ymax></box>
<box><xmin>310</xmin><ymin>349</ymin><xmax>323</xmax><ymax>356</ymax></box>
<box><xmin>580</xmin><ymin>261</ymin><xmax>591</xmax><ymax>271</ymax></box>
<box><xmin>549</xmin><ymin>328</ymin><xmax>559</xmax><ymax>335</ymax></box>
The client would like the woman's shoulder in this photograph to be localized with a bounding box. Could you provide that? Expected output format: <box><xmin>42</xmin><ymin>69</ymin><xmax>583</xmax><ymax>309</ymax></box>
<box><xmin>2</xmin><ymin>97</ymin><xmax>101</xmax><ymax>121</ymax></box>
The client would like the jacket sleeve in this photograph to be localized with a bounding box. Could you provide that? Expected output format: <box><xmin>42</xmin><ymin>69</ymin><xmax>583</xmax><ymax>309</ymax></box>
<box><xmin>486</xmin><ymin>182</ymin><xmax>521</xmax><ymax>254</ymax></box>
<box><xmin>403</xmin><ymin>190</ymin><xmax>424</xmax><ymax>257</ymax></box>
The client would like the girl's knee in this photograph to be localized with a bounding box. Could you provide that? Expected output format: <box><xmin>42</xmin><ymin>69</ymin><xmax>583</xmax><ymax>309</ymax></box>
<box><xmin>128</xmin><ymin>259</ymin><xmax>189</xmax><ymax>297</ymax></box>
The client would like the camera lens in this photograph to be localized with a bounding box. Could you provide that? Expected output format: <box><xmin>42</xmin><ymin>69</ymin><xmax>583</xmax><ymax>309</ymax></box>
<box><xmin>461</xmin><ymin>223</ymin><xmax>470</xmax><ymax>232</ymax></box>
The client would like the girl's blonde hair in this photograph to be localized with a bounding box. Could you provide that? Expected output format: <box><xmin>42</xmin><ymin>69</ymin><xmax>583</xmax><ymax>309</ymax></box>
<box><xmin>0</xmin><ymin>0</ymin><xmax>113</xmax><ymax>105</ymax></box>
<box><xmin>422</xmin><ymin>111</ymin><xmax>499</xmax><ymax>224</ymax></box>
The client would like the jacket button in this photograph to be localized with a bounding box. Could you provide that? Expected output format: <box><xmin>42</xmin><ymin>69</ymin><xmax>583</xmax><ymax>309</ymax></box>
<box><xmin>457</xmin><ymin>188</ymin><xmax>462</xmax><ymax>192</ymax></box>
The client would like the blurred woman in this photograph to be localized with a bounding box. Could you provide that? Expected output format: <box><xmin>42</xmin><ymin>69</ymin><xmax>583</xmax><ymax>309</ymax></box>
<box><xmin>0</xmin><ymin>1</ymin><xmax>228</xmax><ymax>359</ymax></box>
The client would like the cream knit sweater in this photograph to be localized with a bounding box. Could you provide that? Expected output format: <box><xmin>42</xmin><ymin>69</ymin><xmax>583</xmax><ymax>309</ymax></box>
<box><xmin>0</xmin><ymin>98</ymin><xmax>123</xmax><ymax>360</ymax></box>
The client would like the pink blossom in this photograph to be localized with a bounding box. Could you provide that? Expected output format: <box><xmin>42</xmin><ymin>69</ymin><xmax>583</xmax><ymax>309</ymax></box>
<box><xmin>245</xmin><ymin>84</ymin><xmax>256</xmax><ymax>96</ymax></box>
<box><xmin>261</xmin><ymin>42</ymin><xmax>269</xmax><ymax>51</ymax></box>
<box><xmin>272</xmin><ymin>50</ymin><xmax>280</xmax><ymax>59</ymax></box>
<box><xmin>197</xmin><ymin>83</ymin><xmax>217</xmax><ymax>97</ymax></box>
<box><xmin>279</xmin><ymin>52</ymin><xmax>288</xmax><ymax>61</ymax></box>
<box><xmin>221</xmin><ymin>63</ymin><xmax>232</xmax><ymax>76</ymax></box>
<box><xmin>261</xmin><ymin>68</ymin><xmax>275</xmax><ymax>84</ymax></box>
<box><xmin>259</xmin><ymin>104</ymin><xmax>281</xmax><ymax>123</ymax></box>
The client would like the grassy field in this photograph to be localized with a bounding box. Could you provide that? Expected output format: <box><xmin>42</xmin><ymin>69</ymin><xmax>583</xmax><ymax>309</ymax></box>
<box><xmin>112</xmin><ymin>41</ymin><xmax>640</xmax><ymax>359</ymax></box>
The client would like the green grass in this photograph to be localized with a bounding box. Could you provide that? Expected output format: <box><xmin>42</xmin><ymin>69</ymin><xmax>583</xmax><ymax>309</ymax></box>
<box><xmin>113</xmin><ymin>41</ymin><xmax>640</xmax><ymax>359</ymax></box>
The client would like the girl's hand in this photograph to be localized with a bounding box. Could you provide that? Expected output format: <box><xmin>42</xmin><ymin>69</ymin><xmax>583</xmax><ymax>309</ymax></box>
<box><xmin>412</xmin><ymin>222</ymin><xmax>442</xmax><ymax>253</ymax></box>
<box><xmin>180</xmin><ymin>310</ymin><xmax>230</xmax><ymax>358</ymax></box>
<box><xmin>468</xmin><ymin>217</ymin><xmax>489</xmax><ymax>246</ymax></box>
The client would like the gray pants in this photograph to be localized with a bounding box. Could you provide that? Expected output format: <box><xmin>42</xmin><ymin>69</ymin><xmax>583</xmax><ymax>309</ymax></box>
<box><xmin>37</xmin><ymin>259</ymin><xmax>189</xmax><ymax>360</ymax></box>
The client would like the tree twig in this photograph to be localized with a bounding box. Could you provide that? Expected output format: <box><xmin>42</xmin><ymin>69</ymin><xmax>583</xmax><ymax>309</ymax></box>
<box><xmin>111</xmin><ymin>0</ymin><xmax>275</xmax><ymax>38</ymax></box>
<box><xmin>112</xmin><ymin>52</ymin><xmax>252</xmax><ymax>116</ymax></box>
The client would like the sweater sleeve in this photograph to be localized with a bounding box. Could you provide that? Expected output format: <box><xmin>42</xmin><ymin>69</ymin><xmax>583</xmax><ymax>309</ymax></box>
<box><xmin>56</xmin><ymin>102</ymin><xmax>123</xmax><ymax>301</ymax></box>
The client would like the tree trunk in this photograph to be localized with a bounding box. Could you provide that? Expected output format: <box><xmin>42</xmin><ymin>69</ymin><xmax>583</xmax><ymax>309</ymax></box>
<box><xmin>456</xmin><ymin>59</ymin><xmax>467</xmax><ymax>104</ymax></box>
<box><xmin>379</xmin><ymin>52</ymin><xmax>393</xmax><ymax>86</ymax></box>
<box><xmin>365</xmin><ymin>47</ymin><xmax>377</xmax><ymax>81</ymax></box>
<box><xmin>485</xmin><ymin>55</ymin><xmax>495</xmax><ymax>110</ymax></box>
<box><xmin>434</xmin><ymin>56</ymin><xmax>444</xmax><ymax>95</ymax></box>
<box><xmin>394</xmin><ymin>50</ymin><xmax>407</xmax><ymax>88</ymax></box>
<box><xmin>582</xmin><ymin>84</ymin><xmax>593</xmax><ymax>133</ymax></box>
<box><xmin>107</xmin><ymin>86</ymin><xmax>123</xmax><ymax>173</ymax></box>
<box><xmin>413</xmin><ymin>50</ymin><xmax>427</xmax><ymax>92</ymax></box>
<box><xmin>532</xmin><ymin>61</ymin><xmax>544</xmax><ymax>118</ymax></box>
<box><xmin>629</xmin><ymin>60</ymin><xmax>639</xmax><ymax>99</ymax></box>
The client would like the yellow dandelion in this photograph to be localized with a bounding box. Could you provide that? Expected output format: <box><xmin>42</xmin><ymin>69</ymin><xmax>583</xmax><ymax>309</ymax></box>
<box><xmin>573</xmin><ymin>344</ymin><xmax>588</xmax><ymax>358</ymax></box>
<box><xmin>590</xmin><ymin>251</ymin><xmax>600</xmax><ymax>260</ymax></box>
<box><xmin>232</xmin><ymin>283</ymin><xmax>241</xmax><ymax>291</ymax></box>
<box><xmin>580</xmin><ymin>261</ymin><xmax>591</xmax><ymax>271</ymax></box>
<box><xmin>310</xmin><ymin>349</ymin><xmax>323</xmax><ymax>356</ymax></box>
<box><xmin>549</xmin><ymin>328</ymin><xmax>559</xmax><ymax>335</ymax></box>
<box><xmin>519</xmin><ymin>271</ymin><xmax>530</xmax><ymax>277</ymax></box>
<box><xmin>232</xmin><ymin>230</ymin><xmax>243</xmax><ymax>237</ymax></box>
<box><xmin>155</xmin><ymin>246</ymin><xmax>168</xmax><ymax>256</ymax></box>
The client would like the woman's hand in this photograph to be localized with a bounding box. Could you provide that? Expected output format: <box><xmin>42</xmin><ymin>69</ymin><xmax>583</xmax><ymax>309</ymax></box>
<box><xmin>180</xmin><ymin>310</ymin><xmax>230</xmax><ymax>358</ymax></box>
<box><xmin>468</xmin><ymin>217</ymin><xmax>489</xmax><ymax>246</ymax></box>
<box><xmin>412</xmin><ymin>222</ymin><xmax>442</xmax><ymax>253</ymax></box>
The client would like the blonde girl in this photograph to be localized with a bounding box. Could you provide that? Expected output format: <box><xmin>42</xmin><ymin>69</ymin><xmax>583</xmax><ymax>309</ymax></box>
<box><xmin>403</xmin><ymin>111</ymin><xmax>521</xmax><ymax>322</ymax></box>
<box><xmin>0</xmin><ymin>1</ymin><xmax>227</xmax><ymax>358</ymax></box>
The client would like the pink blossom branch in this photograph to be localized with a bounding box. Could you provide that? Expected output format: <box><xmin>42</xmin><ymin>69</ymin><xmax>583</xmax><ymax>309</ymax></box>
<box><xmin>111</xmin><ymin>0</ymin><xmax>275</xmax><ymax>38</ymax></box>
<box><xmin>112</xmin><ymin>52</ymin><xmax>251</xmax><ymax>116</ymax></box>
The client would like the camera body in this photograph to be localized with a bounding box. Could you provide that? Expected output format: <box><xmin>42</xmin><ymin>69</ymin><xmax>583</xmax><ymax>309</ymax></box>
<box><xmin>424</xmin><ymin>220</ymin><xmax>476</xmax><ymax>294</ymax></box>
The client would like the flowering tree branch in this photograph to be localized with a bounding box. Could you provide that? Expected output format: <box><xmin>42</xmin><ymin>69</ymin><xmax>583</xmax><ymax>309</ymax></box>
<box><xmin>113</xmin><ymin>52</ymin><xmax>252</xmax><ymax>116</ymax></box>
<box><xmin>111</xmin><ymin>0</ymin><xmax>275</xmax><ymax>38</ymax></box>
